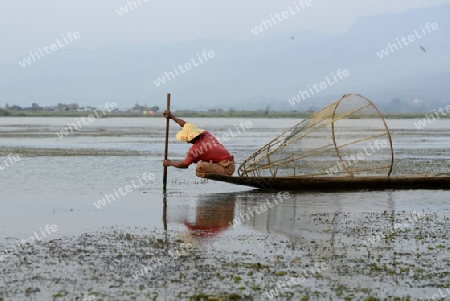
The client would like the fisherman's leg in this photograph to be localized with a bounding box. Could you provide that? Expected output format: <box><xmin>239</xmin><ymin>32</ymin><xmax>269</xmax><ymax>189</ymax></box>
<box><xmin>196</xmin><ymin>161</ymin><xmax>229</xmax><ymax>178</ymax></box>
<box><xmin>196</xmin><ymin>161</ymin><xmax>217</xmax><ymax>178</ymax></box>
<box><xmin>219</xmin><ymin>160</ymin><xmax>235</xmax><ymax>176</ymax></box>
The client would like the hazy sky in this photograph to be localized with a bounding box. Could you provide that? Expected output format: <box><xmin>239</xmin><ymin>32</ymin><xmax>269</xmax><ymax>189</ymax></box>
<box><xmin>1</xmin><ymin>0</ymin><xmax>449</xmax><ymax>64</ymax></box>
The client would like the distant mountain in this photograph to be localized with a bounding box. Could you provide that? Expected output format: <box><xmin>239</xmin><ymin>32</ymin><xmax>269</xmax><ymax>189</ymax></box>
<box><xmin>0</xmin><ymin>3</ymin><xmax>449</xmax><ymax>112</ymax></box>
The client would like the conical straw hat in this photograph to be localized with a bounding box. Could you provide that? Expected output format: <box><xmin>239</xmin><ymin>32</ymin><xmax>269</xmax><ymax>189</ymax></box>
<box><xmin>176</xmin><ymin>123</ymin><xmax>205</xmax><ymax>142</ymax></box>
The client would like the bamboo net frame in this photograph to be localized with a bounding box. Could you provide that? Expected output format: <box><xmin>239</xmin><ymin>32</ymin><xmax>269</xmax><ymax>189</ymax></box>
<box><xmin>238</xmin><ymin>94</ymin><xmax>394</xmax><ymax>178</ymax></box>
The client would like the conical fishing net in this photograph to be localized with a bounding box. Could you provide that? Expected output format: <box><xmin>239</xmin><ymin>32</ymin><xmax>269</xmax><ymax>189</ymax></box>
<box><xmin>238</xmin><ymin>94</ymin><xmax>394</xmax><ymax>178</ymax></box>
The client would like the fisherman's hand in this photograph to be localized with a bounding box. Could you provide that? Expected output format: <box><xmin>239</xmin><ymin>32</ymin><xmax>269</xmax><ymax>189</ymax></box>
<box><xmin>163</xmin><ymin>160</ymin><xmax>172</xmax><ymax>167</ymax></box>
<box><xmin>163</xmin><ymin>110</ymin><xmax>172</xmax><ymax>119</ymax></box>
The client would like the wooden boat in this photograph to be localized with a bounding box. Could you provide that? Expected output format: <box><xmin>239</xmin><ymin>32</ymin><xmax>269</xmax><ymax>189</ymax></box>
<box><xmin>204</xmin><ymin>173</ymin><xmax>450</xmax><ymax>191</ymax></box>
<box><xmin>204</xmin><ymin>95</ymin><xmax>449</xmax><ymax>191</ymax></box>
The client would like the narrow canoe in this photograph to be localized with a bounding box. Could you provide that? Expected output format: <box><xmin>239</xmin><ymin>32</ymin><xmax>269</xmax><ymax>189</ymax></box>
<box><xmin>204</xmin><ymin>174</ymin><xmax>450</xmax><ymax>191</ymax></box>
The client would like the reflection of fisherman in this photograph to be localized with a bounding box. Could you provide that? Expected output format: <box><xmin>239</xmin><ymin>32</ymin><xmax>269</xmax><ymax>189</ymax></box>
<box><xmin>162</xmin><ymin>110</ymin><xmax>235</xmax><ymax>177</ymax></box>
<box><xmin>184</xmin><ymin>195</ymin><xmax>236</xmax><ymax>238</ymax></box>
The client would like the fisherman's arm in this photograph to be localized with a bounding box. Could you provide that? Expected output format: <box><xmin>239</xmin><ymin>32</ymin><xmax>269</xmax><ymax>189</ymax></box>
<box><xmin>163</xmin><ymin>160</ymin><xmax>189</xmax><ymax>169</ymax></box>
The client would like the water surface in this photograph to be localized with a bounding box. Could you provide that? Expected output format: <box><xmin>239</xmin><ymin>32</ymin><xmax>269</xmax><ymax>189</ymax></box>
<box><xmin>0</xmin><ymin>117</ymin><xmax>449</xmax><ymax>300</ymax></box>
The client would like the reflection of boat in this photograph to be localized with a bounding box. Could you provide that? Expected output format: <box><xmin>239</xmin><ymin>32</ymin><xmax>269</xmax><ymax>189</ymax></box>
<box><xmin>204</xmin><ymin>173</ymin><xmax>450</xmax><ymax>190</ymax></box>
<box><xmin>234</xmin><ymin>190</ymin><xmax>400</xmax><ymax>271</ymax></box>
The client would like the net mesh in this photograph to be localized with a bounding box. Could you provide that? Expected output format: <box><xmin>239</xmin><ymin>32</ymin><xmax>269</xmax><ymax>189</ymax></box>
<box><xmin>238</xmin><ymin>94</ymin><xmax>394</xmax><ymax>178</ymax></box>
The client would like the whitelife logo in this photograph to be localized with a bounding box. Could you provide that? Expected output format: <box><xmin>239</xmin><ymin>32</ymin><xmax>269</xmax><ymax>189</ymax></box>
<box><xmin>376</xmin><ymin>22</ymin><xmax>438</xmax><ymax>59</ymax></box>
<box><xmin>0</xmin><ymin>154</ymin><xmax>21</xmax><ymax>171</ymax></box>
<box><xmin>93</xmin><ymin>172</ymin><xmax>155</xmax><ymax>209</ymax></box>
<box><xmin>287</xmin><ymin>69</ymin><xmax>350</xmax><ymax>106</ymax></box>
<box><xmin>250</xmin><ymin>0</ymin><xmax>313</xmax><ymax>35</ymax></box>
<box><xmin>18</xmin><ymin>31</ymin><xmax>81</xmax><ymax>68</ymax></box>
<box><xmin>413</xmin><ymin>104</ymin><xmax>450</xmax><ymax>129</ymax></box>
<box><xmin>420</xmin><ymin>288</ymin><xmax>450</xmax><ymax>301</ymax></box>
<box><xmin>153</xmin><ymin>50</ymin><xmax>215</xmax><ymax>87</ymax></box>
<box><xmin>116</xmin><ymin>0</ymin><xmax>149</xmax><ymax>16</ymax></box>
<box><xmin>325</xmin><ymin>139</ymin><xmax>390</xmax><ymax>175</ymax></box>
<box><xmin>191</xmin><ymin>121</ymin><xmax>253</xmax><ymax>158</ymax></box>
<box><xmin>363</xmin><ymin>211</ymin><xmax>424</xmax><ymax>246</ymax></box>
<box><xmin>0</xmin><ymin>224</ymin><xmax>59</xmax><ymax>262</ymax></box>
<box><xmin>55</xmin><ymin>102</ymin><xmax>118</xmax><ymax>139</ymax></box>
<box><xmin>229</xmin><ymin>192</ymin><xmax>291</xmax><ymax>228</ymax></box>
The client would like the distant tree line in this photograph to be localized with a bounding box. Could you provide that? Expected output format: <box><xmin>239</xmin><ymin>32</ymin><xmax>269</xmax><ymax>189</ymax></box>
<box><xmin>1</xmin><ymin>102</ymin><xmax>160</xmax><ymax>113</ymax></box>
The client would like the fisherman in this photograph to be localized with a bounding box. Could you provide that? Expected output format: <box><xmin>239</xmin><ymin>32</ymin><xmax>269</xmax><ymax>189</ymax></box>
<box><xmin>162</xmin><ymin>110</ymin><xmax>235</xmax><ymax>177</ymax></box>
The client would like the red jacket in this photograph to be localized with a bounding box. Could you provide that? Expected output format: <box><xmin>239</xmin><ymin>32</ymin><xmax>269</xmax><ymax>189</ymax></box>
<box><xmin>183</xmin><ymin>132</ymin><xmax>233</xmax><ymax>165</ymax></box>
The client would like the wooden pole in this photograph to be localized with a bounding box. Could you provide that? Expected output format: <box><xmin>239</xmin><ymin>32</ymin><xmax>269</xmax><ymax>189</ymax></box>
<box><xmin>163</xmin><ymin>93</ymin><xmax>171</xmax><ymax>192</ymax></box>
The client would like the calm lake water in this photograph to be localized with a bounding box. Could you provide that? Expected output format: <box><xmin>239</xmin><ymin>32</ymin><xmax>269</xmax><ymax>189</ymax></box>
<box><xmin>0</xmin><ymin>117</ymin><xmax>449</xmax><ymax>300</ymax></box>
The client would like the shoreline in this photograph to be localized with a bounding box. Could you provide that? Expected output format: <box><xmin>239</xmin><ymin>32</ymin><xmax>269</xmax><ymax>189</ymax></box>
<box><xmin>2</xmin><ymin>111</ymin><xmax>450</xmax><ymax>119</ymax></box>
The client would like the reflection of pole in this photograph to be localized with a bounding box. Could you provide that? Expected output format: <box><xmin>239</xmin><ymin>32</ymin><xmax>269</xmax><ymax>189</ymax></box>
<box><xmin>163</xmin><ymin>193</ymin><xmax>168</xmax><ymax>231</ymax></box>
<box><xmin>388</xmin><ymin>190</ymin><xmax>397</xmax><ymax>284</ymax></box>
<box><xmin>161</xmin><ymin>193</ymin><xmax>169</xmax><ymax>299</ymax></box>
<box><xmin>164</xmin><ymin>196</ymin><xmax>168</xmax><ymax>301</ymax></box>
<box><xmin>330</xmin><ymin>195</ymin><xmax>342</xmax><ymax>257</ymax></box>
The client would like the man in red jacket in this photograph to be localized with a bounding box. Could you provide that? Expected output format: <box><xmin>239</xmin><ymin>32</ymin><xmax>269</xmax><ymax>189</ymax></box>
<box><xmin>162</xmin><ymin>110</ymin><xmax>235</xmax><ymax>177</ymax></box>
